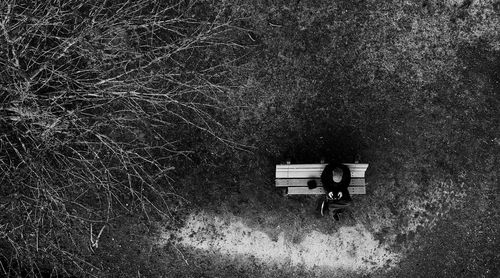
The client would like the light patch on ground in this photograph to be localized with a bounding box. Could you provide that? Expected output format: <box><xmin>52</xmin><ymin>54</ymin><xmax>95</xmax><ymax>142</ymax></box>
<box><xmin>404</xmin><ymin>180</ymin><xmax>468</xmax><ymax>233</ymax></box>
<box><xmin>160</xmin><ymin>212</ymin><xmax>400</xmax><ymax>274</ymax></box>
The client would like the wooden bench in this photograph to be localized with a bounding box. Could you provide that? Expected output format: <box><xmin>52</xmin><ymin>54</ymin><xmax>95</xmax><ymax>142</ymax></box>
<box><xmin>275</xmin><ymin>163</ymin><xmax>369</xmax><ymax>195</ymax></box>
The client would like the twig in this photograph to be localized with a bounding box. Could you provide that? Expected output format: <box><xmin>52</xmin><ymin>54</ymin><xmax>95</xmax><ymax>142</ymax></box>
<box><xmin>173</xmin><ymin>244</ymin><xmax>189</xmax><ymax>266</ymax></box>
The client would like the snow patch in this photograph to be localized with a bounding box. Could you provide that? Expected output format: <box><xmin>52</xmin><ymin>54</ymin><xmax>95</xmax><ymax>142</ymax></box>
<box><xmin>161</xmin><ymin>212</ymin><xmax>400</xmax><ymax>273</ymax></box>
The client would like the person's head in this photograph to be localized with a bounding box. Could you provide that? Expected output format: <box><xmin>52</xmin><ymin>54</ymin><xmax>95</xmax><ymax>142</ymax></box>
<box><xmin>332</xmin><ymin>167</ymin><xmax>343</xmax><ymax>182</ymax></box>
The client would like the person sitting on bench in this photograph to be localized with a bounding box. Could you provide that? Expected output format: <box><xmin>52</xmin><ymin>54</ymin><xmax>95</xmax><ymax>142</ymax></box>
<box><xmin>319</xmin><ymin>162</ymin><xmax>352</xmax><ymax>220</ymax></box>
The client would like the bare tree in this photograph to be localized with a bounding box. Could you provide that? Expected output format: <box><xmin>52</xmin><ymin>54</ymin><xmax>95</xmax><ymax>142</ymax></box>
<box><xmin>0</xmin><ymin>0</ymin><xmax>245</xmax><ymax>275</ymax></box>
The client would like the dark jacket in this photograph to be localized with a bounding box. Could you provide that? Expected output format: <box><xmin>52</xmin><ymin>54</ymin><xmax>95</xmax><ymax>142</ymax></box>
<box><xmin>320</xmin><ymin>162</ymin><xmax>352</xmax><ymax>202</ymax></box>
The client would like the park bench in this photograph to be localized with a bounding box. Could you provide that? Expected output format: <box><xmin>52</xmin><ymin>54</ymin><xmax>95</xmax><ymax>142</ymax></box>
<box><xmin>275</xmin><ymin>163</ymin><xmax>369</xmax><ymax>196</ymax></box>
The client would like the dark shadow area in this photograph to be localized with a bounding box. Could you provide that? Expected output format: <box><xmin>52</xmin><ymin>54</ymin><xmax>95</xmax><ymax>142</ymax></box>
<box><xmin>279</xmin><ymin>126</ymin><xmax>367</xmax><ymax>164</ymax></box>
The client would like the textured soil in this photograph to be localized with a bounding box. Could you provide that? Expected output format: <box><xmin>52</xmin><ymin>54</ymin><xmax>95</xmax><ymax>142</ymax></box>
<box><xmin>161</xmin><ymin>211</ymin><xmax>398</xmax><ymax>275</ymax></box>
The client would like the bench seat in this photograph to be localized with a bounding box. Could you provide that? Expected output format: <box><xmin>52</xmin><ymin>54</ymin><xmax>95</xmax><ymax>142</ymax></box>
<box><xmin>275</xmin><ymin>163</ymin><xmax>369</xmax><ymax>195</ymax></box>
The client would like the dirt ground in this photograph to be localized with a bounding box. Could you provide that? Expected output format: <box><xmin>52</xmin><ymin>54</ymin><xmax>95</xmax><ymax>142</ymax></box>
<box><xmin>151</xmin><ymin>159</ymin><xmax>498</xmax><ymax>277</ymax></box>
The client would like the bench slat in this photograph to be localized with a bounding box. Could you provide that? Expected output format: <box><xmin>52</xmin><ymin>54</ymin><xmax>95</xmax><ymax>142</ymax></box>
<box><xmin>275</xmin><ymin>178</ymin><xmax>365</xmax><ymax>187</ymax></box>
<box><xmin>275</xmin><ymin>163</ymin><xmax>368</xmax><ymax>179</ymax></box>
<box><xmin>276</xmin><ymin>169</ymin><xmax>366</xmax><ymax>178</ymax></box>
<box><xmin>287</xmin><ymin>186</ymin><xmax>366</xmax><ymax>195</ymax></box>
<box><xmin>276</xmin><ymin>163</ymin><xmax>368</xmax><ymax>169</ymax></box>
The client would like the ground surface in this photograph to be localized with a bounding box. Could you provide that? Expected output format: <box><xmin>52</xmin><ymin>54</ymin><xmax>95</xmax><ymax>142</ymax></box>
<box><xmin>148</xmin><ymin>154</ymin><xmax>498</xmax><ymax>278</ymax></box>
<box><xmin>2</xmin><ymin>1</ymin><xmax>498</xmax><ymax>277</ymax></box>
<box><xmin>162</xmin><ymin>210</ymin><xmax>398</xmax><ymax>275</ymax></box>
